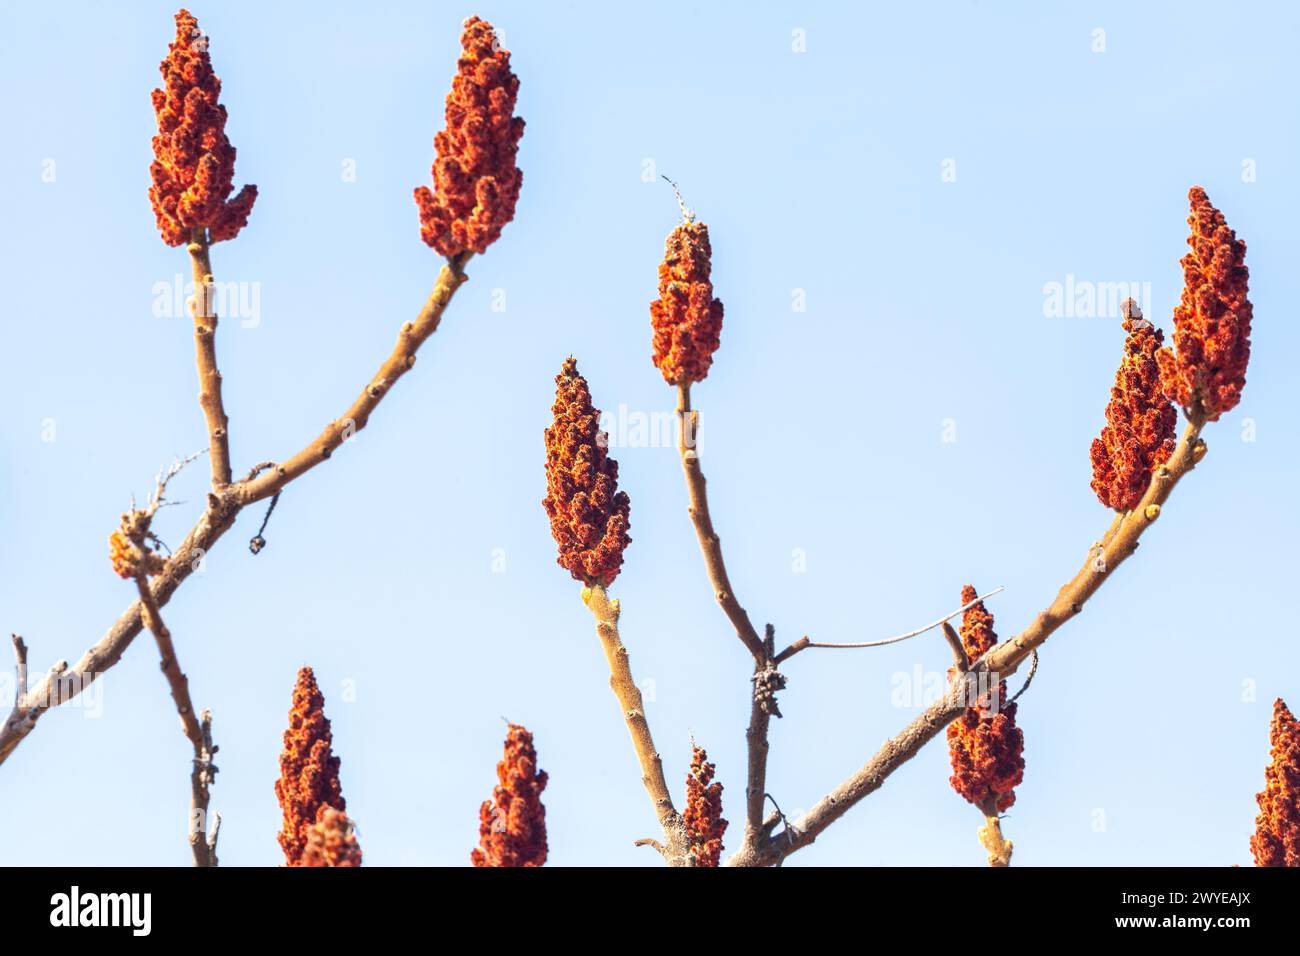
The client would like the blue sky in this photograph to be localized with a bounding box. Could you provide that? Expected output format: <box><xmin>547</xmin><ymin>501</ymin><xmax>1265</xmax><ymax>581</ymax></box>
<box><xmin>0</xmin><ymin>0</ymin><xmax>1296</xmax><ymax>866</ymax></box>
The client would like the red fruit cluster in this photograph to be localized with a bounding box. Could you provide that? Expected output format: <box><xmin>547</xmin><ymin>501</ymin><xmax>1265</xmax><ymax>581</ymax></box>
<box><xmin>1090</xmin><ymin>309</ymin><xmax>1177</xmax><ymax>512</ymax></box>
<box><xmin>947</xmin><ymin>586</ymin><xmax>1025</xmax><ymax>813</ymax></box>
<box><xmin>275</xmin><ymin>667</ymin><xmax>346</xmax><ymax>866</ymax></box>
<box><xmin>649</xmin><ymin>221</ymin><xmax>725</xmax><ymax>385</ymax></box>
<box><xmin>542</xmin><ymin>357</ymin><xmax>632</xmax><ymax>587</ymax></box>
<box><xmin>1156</xmin><ymin>187</ymin><xmax>1252</xmax><ymax>422</ymax></box>
<box><xmin>414</xmin><ymin>16</ymin><xmax>524</xmax><ymax>257</ymax></box>
<box><xmin>471</xmin><ymin>723</ymin><xmax>548</xmax><ymax>867</ymax></box>
<box><xmin>298</xmin><ymin>807</ymin><xmax>363</xmax><ymax>868</ymax></box>
<box><xmin>1251</xmin><ymin>698</ymin><xmax>1300</xmax><ymax>867</ymax></box>
<box><xmin>684</xmin><ymin>744</ymin><xmax>727</xmax><ymax>867</ymax></box>
<box><xmin>149</xmin><ymin>9</ymin><xmax>257</xmax><ymax>246</ymax></box>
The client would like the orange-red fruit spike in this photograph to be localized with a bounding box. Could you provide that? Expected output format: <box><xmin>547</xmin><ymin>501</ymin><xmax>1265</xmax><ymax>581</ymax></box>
<box><xmin>471</xmin><ymin>723</ymin><xmax>548</xmax><ymax>867</ymax></box>
<box><xmin>946</xmin><ymin>585</ymin><xmax>1025</xmax><ymax>813</ymax></box>
<box><xmin>149</xmin><ymin>9</ymin><xmax>257</xmax><ymax>246</ymax></box>
<box><xmin>414</xmin><ymin>16</ymin><xmax>524</xmax><ymax>257</ymax></box>
<box><xmin>1090</xmin><ymin>306</ymin><xmax>1177</xmax><ymax>512</ymax></box>
<box><xmin>1155</xmin><ymin>187</ymin><xmax>1251</xmax><ymax>422</ymax></box>
<box><xmin>649</xmin><ymin>221</ymin><xmax>725</xmax><ymax>385</ymax></box>
<box><xmin>684</xmin><ymin>744</ymin><xmax>727</xmax><ymax>867</ymax></box>
<box><xmin>1251</xmin><ymin>698</ymin><xmax>1300</xmax><ymax>867</ymax></box>
<box><xmin>542</xmin><ymin>357</ymin><xmax>632</xmax><ymax>588</ymax></box>
<box><xmin>275</xmin><ymin>667</ymin><xmax>346</xmax><ymax>866</ymax></box>
<box><xmin>297</xmin><ymin>806</ymin><xmax>363</xmax><ymax>868</ymax></box>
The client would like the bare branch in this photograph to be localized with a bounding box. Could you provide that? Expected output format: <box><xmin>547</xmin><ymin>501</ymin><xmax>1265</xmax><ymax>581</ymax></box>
<box><xmin>0</xmin><ymin>257</ymin><xmax>475</xmax><ymax>768</ymax></box>
<box><xmin>729</xmin><ymin>419</ymin><xmax>1208</xmax><ymax>866</ymax></box>
<box><xmin>675</xmin><ymin>383</ymin><xmax>765</xmax><ymax>661</ymax></box>
<box><xmin>582</xmin><ymin>584</ymin><xmax>690</xmax><ymax>865</ymax></box>
<box><xmin>134</xmin><ymin>573</ymin><xmax>220</xmax><ymax>867</ymax></box>
<box><xmin>187</xmin><ymin>229</ymin><xmax>234</xmax><ymax>490</ymax></box>
<box><xmin>191</xmin><ymin>710</ymin><xmax>220</xmax><ymax>867</ymax></box>
<box><xmin>135</xmin><ymin>572</ymin><xmax>203</xmax><ymax>750</ymax></box>
<box><xmin>238</xmin><ymin>254</ymin><xmax>472</xmax><ymax>505</ymax></box>
<box><xmin>744</xmin><ymin>625</ymin><xmax>780</xmax><ymax>851</ymax></box>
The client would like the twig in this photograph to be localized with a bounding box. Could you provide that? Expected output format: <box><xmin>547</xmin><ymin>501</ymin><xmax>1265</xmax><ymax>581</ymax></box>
<box><xmin>238</xmin><ymin>254</ymin><xmax>472</xmax><ymax>505</ymax></box>
<box><xmin>133</xmin><ymin>577</ymin><xmax>202</xmax><ymax>751</ymax></box>
<box><xmin>0</xmin><ymin>257</ymin><xmax>475</xmax><ymax>768</ymax></box>
<box><xmin>773</xmin><ymin>586</ymin><xmax>1006</xmax><ymax>664</ymax></box>
<box><xmin>942</xmin><ymin>622</ymin><xmax>968</xmax><ymax>671</ymax></box>
<box><xmin>187</xmin><ymin>228</ymin><xmax>234</xmax><ymax>490</ymax></box>
<box><xmin>191</xmin><ymin>710</ymin><xmax>220</xmax><ymax>867</ymax></box>
<box><xmin>582</xmin><ymin>584</ymin><xmax>690</xmax><ymax>866</ymax></box>
<box><xmin>2</xmin><ymin>636</ymin><xmax>36</xmax><ymax>746</ymax></box>
<box><xmin>977</xmin><ymin>799</ymin><xmax>1013</xmax><ymax>867</ymax></box>
<box><xmin>661</xmin><ymin>175</ymin><xmax>695</xmax><ymax>223</ymax></box>
<box><xmin>1009</xmin><ymin>649</ymin><xmax>1038</xmax><ymax>703</ymax></box>
<box><xmin>675</xmin><ymin>383</ymin><xmax>765</xmax><ymax>661</ymax></box>
<box><xmin>727</xmin><ymin>419</ymin><xmax>1208</xmax><ymax>866</ymax></box>
<box><xmin>11</xmin><ymin>635</ymin><xmax>28</xmax><ymax>704</ymax></box>
<box><xmin>249</xmin><ymin>491</ymin><xmax>280</xmax><ymax>554</ymax></box>
<box><xmin>744</xmin><ymin>625</ymin><xmax>779</xmax><ymax>851</ymax></box>
<box><xmin>133</xmin><ymin>573</ymin><xmax>218</xmax><ymax>867</ymax></box>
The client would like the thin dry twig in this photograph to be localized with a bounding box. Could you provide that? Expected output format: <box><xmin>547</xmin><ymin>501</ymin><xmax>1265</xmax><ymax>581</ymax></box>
<box><xmin>773</xmin><ymin>586</ymin><xmax>1007</xmax><ymax>664</ymax></box>
<box><xmin>1009</xmin><ymin>649</ymin><xmax>1039</xmax><ymax>703</ymax></box>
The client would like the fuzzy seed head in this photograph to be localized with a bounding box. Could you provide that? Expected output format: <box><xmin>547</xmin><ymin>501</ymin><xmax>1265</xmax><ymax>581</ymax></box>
<box><xmin>650</xmin><ymin>221</ymin><xmax>725</xmax><ymax>385</ymax></box>
<box><xmin>298</xmin><ymin>807</ymin><xmax>363</xmax><ymax>868</ymax></box>
<box><xmin>414</xmin><ymin>17</ymin><xmax>524</xmax><ymax>257</ymax></box>
<box><xmin>1156</xmin><ymin>187</ymin><xmax>1252</xmax><ymax>422</ymax></box>
<box><xmin>1251</xmin><ymin>698</ymin><xmax>1300</xmax><ymax>867</ymax></box>
<box><xmin>684</xmin><ymin>744</ymin><xmax>727</xmax><ymax>867</ymax></box>
<box><xmin>275</xmin><ymin>667</ymin><xmax>346</xmax><ymax>866</ymax></box>
<box><xmin>542</xmin><ymin>357</ymin><xmax>632</xmax><ymax>587</ymax></box>
<box><xmin>149</xmin><ymin>9</ymin><xmax>257</xmax><ymax>246</ymax></box>
<box><xmin>1090</xmin><ymin>313</ymin><xmax>1177</xmax><ymax>511</ymax></box>
<box><xmin>471</xmin><ymin>723</ymin><xmax>548</xmax><ymax>867</ymax></box>
<box><xmin>947</xmin><ymin>585</ymin><xmax>1025</xmax><ymax>813</ymax></box>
